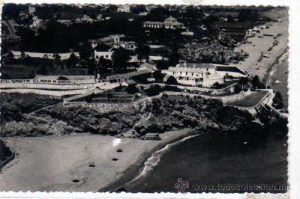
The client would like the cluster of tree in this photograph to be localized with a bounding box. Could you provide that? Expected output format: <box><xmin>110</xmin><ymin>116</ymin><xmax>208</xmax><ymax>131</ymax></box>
<box><xmin>251</xmin><ymin>75</ymin><xmax>266</xmax><ymax>89</ymax></box>
<box><xmin>2</xmin><ymin>4</ymin><xmax>28</xmax><ymax>20</ymax></box>
<box><xmin>0</xmin><ymin>93</ymin><xmax>60</xmax><ymax>124</ymax></box>
<box><xmin>272</xmin><ymin>92</ymin><xmax>284</xmax><ymax>110</ymax></box>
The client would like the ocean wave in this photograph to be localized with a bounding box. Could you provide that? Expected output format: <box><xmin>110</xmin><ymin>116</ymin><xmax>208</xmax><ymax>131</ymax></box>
<box><xmin>129</xmin><ymin>134</ymin><xmax>200</xmax><ymax>183</ymax></box>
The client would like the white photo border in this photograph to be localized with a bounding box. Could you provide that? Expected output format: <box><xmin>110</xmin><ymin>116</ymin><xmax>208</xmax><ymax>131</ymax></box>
<box><xmin>0</xmin><ymin>0</ymin><xmax>299</xmax><ymax>198</ymax></box>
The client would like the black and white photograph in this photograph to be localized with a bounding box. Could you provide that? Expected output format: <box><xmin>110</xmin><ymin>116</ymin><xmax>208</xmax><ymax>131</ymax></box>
<box><xmin>0</xmin><ymin>4</ymin><xmax>289</xmax><ymax>194</ymax></box>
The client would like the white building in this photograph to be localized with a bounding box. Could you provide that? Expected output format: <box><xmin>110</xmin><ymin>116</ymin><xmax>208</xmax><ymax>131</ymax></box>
<box><xmin>181</xmin><ymin>30</ymin><xmax>194</xmax><ymax>36</ymax></box>
<box><xmin>33</xmin><ymin>75</ymin><xmax>96</xmax><ymax>84</ymax></box>
<box><xmin>117</xmin><ymin>5</ymin><xmax>131</xmax><ymax>12</ymax></box>
<box><xmin>119</xmin><ymin>41</ymin><xmax>137</xmax><ymax>51</ymax></box>
<box><xmin>99</xmin><ymin>34</ymin><xmax>125</xmax><ymax>46</ymax></box>
<box><xmin>94</xmin><ymin>50</ymin><xmax>113</xmax><ymax>60</ymax></box>
<box><xmin>75</xmin><ymin>15</ymin><xmax>95</xmax><ymax>23</ymax></box>
<box><xmin>28</xmin><ymin>5</ymin><xmax>36</xmax><ymax>15</ymax></box>
<box><xmin>143</xmin><ymin>16</ymin><xmax>185</xmax><ymax>30</ymax></box>
<box><xmin>30</xmin><ymin>16</ymin><xmax>46</xmax><ymax>30</ymax></box>
<box><xmin>139</xmin><ymin>12</ymin><xmax>148</xmax><ymax>16</ymax></box>
<box><xmin>57</xmin><ymin>19</ymin><xmax>72</xmax><ymax>26</ymax></box>
<box><xmin>162</xmin><ymin>62</ymin><xmax>225</xmax><ymax>87</ymax></box>
<box><xmin>164</xmin><ymin>16</ymin><xmax>185</xmax><ymax>29</ymax></box>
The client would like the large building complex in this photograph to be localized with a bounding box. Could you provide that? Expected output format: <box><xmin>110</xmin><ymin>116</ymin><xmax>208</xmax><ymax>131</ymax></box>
<box><xmin>162</xmin><ymin>62</ymin><xmax>248</xmax><ymax>87</ymax></box>
<box><xmin>162</xmin><ymin>62</ymin><xmax>225</xmax><ymax>87</ymax></box>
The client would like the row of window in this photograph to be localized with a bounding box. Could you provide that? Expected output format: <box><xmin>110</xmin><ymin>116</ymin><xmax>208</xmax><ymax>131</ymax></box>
<box><xmin>177</xmin><ymin>76</ymin><xmax>204</xmax><ymax>82</ymax></box>
<box><xmin>172</xmin><ymin>71</ymin><xmax>211</xmax><ymax>76</ymax></box>
<box><xmin>95</xmin><ymin>55</ymin><xmax>111</xmax><ymax>59</ymax></box>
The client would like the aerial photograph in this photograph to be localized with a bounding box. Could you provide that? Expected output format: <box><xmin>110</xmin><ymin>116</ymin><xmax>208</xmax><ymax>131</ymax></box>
<box><xmin>0</xmin><ymin>4</ymin><xmax>288</xmax><ymax>193</ymax></box>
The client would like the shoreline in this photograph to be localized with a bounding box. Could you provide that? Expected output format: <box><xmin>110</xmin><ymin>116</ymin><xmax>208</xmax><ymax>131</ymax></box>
<box><xmin>262</xmin><ymin>47</ymin><xmax>288</xmax><ymax>84</ymax></box>
<box><xmin>232</xmin><ymin>12</ymin><xmax>288</xmax><ymax>81</ymax></box>
<box><xmin>99</xmin><ymin>130</ymin><xmax>200</xmax><ymax>192</ymax></box>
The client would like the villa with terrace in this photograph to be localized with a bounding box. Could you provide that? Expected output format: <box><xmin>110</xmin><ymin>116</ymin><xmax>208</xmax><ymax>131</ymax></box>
<box><xmin>162</xmin><ymin>62</ymin><xmax>248</xmax><ymax>87</ymax></box>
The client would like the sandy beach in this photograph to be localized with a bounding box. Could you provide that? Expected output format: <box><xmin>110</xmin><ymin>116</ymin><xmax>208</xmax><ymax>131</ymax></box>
<box><xmin>0</xmin><ymin>129</ymin><xmax>194</xmax><ymax>192</ymax></box>
<box><xmin>232</xmin><ymin>8</ymin><xmax>288</xmax><ymax>81</ymax></box>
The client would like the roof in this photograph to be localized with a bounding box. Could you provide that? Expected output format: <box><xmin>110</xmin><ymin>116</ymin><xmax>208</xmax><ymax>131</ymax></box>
<box><xmin>106</xmin><ymin>70</ymin><xmax>151</xmax><ymax>81</ymax></box>
<box><xmin>94</xmin><ymin>43</ymin><xmax>111</xmax><ymax>51</ymax></box>
<box><xmin>216</xmin><ymin>66</ymin><xmax>247</xmax><ymax>75</ymax></box>
<box><xmin>10</xmin><ymin>51</ymin><xmax>79</xmax><ymax>57</ymax></box>
<box><xmin>144</xmin><ymin>21</ymin><xmax>164</xmax><ymax>25</ymax></box>
<box><xmin>165</xmin><ymin>16</ymin><xmax>177</xmax><ymax>21</ymax></box>
<box><xmin>138</xmin><ymin>63</ymin><xmax>157</xmax><ymax>71</ymax></box>
<box><xmin>177</xmin><ymin>63</ymin><xmax>216</xmax><ymax>69</ymax></box>
<box><xmin>164</xmin><ymin>21</ymin><xmax>183</xmax><ymax>26</ymax></box>
<box><xmin>167</xmin><ymin>67</ymin><xmax>214</xmax><ymax>73</ymax></box>
<box><xmin>216</xmin><ymin>21</ymin><xmax>252</xmax><ymax>29</ymax></box>
<box><xmin>149</xmin><ymin>45</ymin><xmax>165</xmax><ymax>49</ymax></box>
<box><xmin>100</xmin><ymin>34</ymin><xmax>125</xmax><ymax>42</ymax></box>
<box><xmin>34</xmin><ymin>75</ymin><xmax>95</xmax><ymax>80</ymax></box>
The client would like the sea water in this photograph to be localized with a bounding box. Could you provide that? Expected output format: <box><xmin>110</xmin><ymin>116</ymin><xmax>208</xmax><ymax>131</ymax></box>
<box><xmin>125</xmin><ymin>132</ymin><xmax>288</xmax><ymax>193</ymax></box>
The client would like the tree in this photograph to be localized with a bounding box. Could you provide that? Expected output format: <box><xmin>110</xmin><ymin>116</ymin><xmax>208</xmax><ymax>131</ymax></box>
<box><xmin>238</xmin><ymin>77</ymin><xmax>250</xmax><ymax>90</ymax></box>
<box><xmin>238</xmin><ymin>9</ymin><xmax>259</xmax><ymax>22</ymax></box>
<box><xmin>153</xmin><ymin>70</ymin><xmax>165</xmax><ymax>82</ymax></box>
<box><xmin>166</xmin><ymin>76</ymin><xmax>178</xmax><ymax>85</ymax></box>
<box><xmin>37</xmin><ymin>66</ymin><xmax>48</xmax><ymax>75</ymax></box>
<box><xmin>212</xmin><ymin>82</ymin><xmax>222</xmax><ymax>89</ymax></box>
<box><xmin>66</xmin><ymin>53</ymin><xmax>79</xmax><ymax>68</ymax></box>
<box><xmin>112</xmin><ymin>48</ymin><xmax>130</xmax><ymax>70</ymax></box>
<box><xmin>251</xmin><ymin>75</ymin><xmax>266</xmax><ymax>89</ymax></box>
<box><xmin>126</xmin><ymin>84</ymin><xmax>139</xmax><ymax>94</ymax></box>
<box><xmin>132</xmin><ymin>73</ymin><xmax>151</xmax><ymax>84</ymax></box>
<box><xmin>7</xmin><ymin>52</ymin><xmax>14</xmax><ymax>60</ymax></box>
<box><xmin>169</xmin><ymin>42</ymin><xmax>180</xmax><ymax>66</ymax></box>
<box><xmin>97</xmin><ymin>57</ymin><xmax>111</xmax><ymax>75</ymax></box>
<box><xmin>20</xmin><ymin>51</ymin><xmax>26</xmax><ymax>59</ymax></box>
<box><xmin>145</xmin><ymin>85</ymin><xmax>162</xmax><ymax>96</ymax></box>
<box><xmin>53</xmin><ymin>53</ymin><xmax>61</xmax><ymax>66</ymax></box>
<box><xmin>227</xmin><ymin>15</ymin><xmax>234</xmax><ymax>22</ymax></box>
<box><xmin>272</xmin><ymin>92</ymin><xmax>284</xmax><ymax>109</ymax></box>
<box><xmin>87</xmin><ymin>59</ymin><xmax>96</xmax><ymax>75</ymax></box>
<box><xmin>136</xmin><ymin>44</ymin><xmax>150</xmax><ymax>63</ymax></box>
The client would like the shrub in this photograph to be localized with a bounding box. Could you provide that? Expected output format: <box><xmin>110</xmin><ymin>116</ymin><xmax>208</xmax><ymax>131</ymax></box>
<box><xmin>166</xmin><ymin>76</ymin><xmax>178</xmax><ymax>85</ymax></box>
<box><xmin>272</xmin><ymin>92</ymin><xmax>284</xmax><ymax>109</ymax></box>
<box><xmin>145</xmin><ymin>85</ymin><xmax>162</xmax><ymax>96</ymax></box>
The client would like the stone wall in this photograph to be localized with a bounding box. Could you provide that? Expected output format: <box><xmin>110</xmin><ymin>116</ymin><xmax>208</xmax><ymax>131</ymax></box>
<box><xmin>64</xmin><ymin>101</ymin><xmax>134</xmax><ymax>113</ymax></box>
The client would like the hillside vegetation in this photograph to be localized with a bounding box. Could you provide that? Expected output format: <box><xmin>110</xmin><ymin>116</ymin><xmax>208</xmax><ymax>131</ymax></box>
<box><xmin>1</xmin><ymin>93</ymin><xmax>268</xmax><ymax>138</ymax></box>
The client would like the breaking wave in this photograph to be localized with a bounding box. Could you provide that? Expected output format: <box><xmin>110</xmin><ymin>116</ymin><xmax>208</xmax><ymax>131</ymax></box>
<box><xmin>129</xmin><ymin>134</ymin><xmax>200</xmax><ymax>183</ymax></box>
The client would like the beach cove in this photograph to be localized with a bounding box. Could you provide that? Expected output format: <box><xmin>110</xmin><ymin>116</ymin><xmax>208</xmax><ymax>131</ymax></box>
<box><xmin>0</xmin><ymin>129</ymin><xmax>195</xmax><ymax>192</ymax></box>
